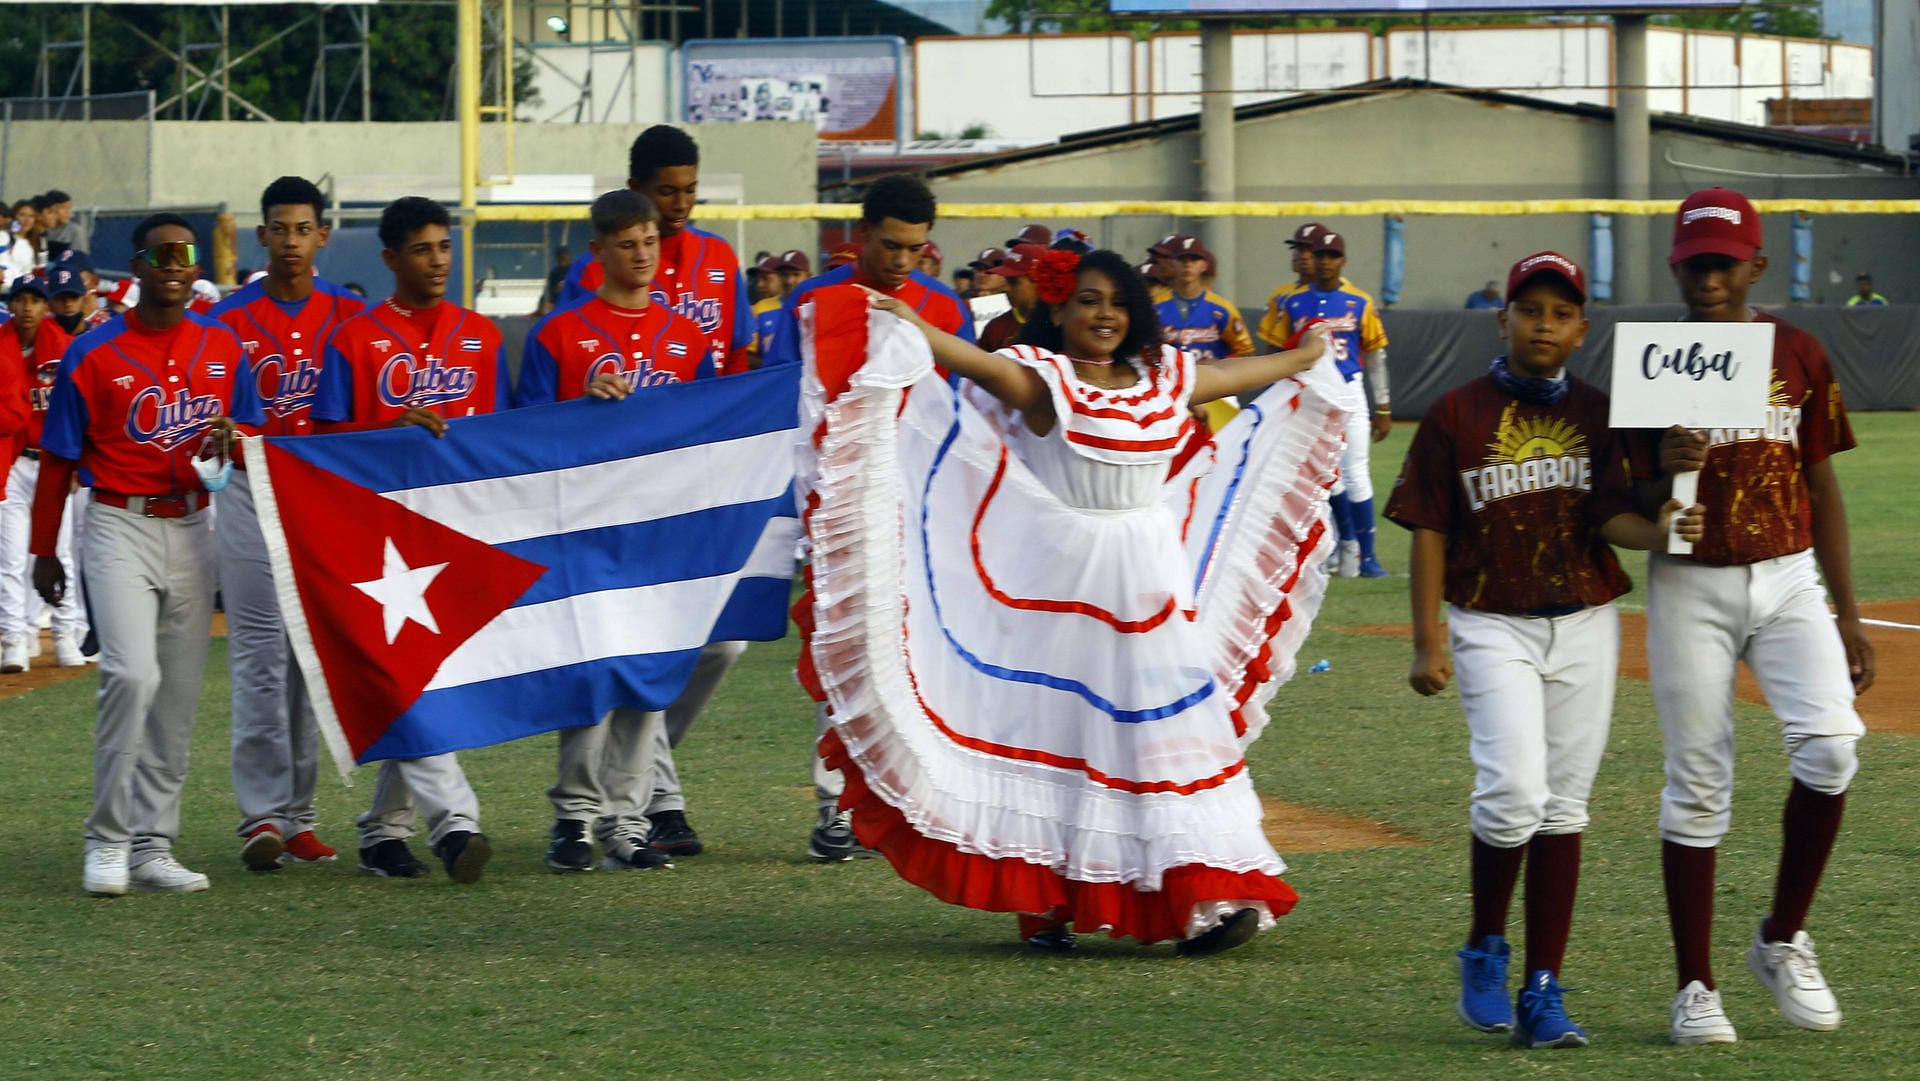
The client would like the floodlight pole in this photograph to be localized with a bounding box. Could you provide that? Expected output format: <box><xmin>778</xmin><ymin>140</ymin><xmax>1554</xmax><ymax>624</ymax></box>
<box><xmin>1200</xmin><ymin>19</ymin><xmax>1237</xmax><ymax>298</ymax></box>
<box><xmin>1613</xmin><ymin>13</ymin><xmax>1651</xmax><ymax>305</ymax></box>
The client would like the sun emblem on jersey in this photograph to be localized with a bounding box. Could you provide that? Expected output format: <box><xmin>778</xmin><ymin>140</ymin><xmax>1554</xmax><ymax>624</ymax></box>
<box><xmin>1484</xmin><ymin>403</ymin><xmax>1588</xmax><ymax>464</ymax></box>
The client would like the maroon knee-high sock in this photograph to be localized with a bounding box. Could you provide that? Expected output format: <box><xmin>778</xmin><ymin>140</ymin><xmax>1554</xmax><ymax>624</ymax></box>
<box><xmin>1761</xmin><ymin>780</ymin><xmax>1847</xmax><ymax>943</ymax></box>
<box><xmin>1469</xmin><ymin>835</ymin><xmax>1527</xmax><ymax>945</ymax></box>
<box><xmin>1663</xmin><ymin>840</ymin><xmax>1717</xmax><ymax>989</ymax></box>
<box><xmin>1523</xmin><ymin>833</ymin><xmax>1581</xmax><ymax>977</ymax></box>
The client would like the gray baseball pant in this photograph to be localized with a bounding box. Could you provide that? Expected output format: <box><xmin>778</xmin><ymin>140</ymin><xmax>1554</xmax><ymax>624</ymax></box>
<box><xmin>813</xmin><ymin>702</ymin><xmax>841</xmax><ymax>813</ymax></box>
<box><xmin>217</xmin><ymin>469</ymin><xmax>321</xmax><ymax>839</ymax></box>
<box><xmin>549</xmin><ymin>707</ymin><xmax>664</xmax><ymax>853</ymax></box>
<box><xmin>645</xmin><ymin>639</ymin><xmax>747</xmax><ymax>816</ymax></box>
<box><xmin>356</xmin><ymin>754</ymin><xmax>480</xmax><ymax>848</ymax></box>
<box><xmin>81</xmin><ymin>499</ymin><xmax>216</xmax><ymax>867</ymax></box>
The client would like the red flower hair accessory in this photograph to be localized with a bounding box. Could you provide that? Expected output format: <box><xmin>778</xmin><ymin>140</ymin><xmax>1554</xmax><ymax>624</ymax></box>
<box><xmin>1030</xmin><ymin>249</ymin><xmax>1082</xmax><ymax>308</ymax></box>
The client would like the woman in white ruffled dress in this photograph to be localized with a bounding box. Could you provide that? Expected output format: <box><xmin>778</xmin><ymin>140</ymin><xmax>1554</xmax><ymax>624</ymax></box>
<box><xmin>794</xmin><ymin>249</ymin><xmax>1350</xmax><ymax>954</ymax></box>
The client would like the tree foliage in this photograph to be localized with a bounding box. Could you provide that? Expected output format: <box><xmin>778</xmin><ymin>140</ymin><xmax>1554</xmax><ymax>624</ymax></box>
<box><xmin>0</xmin><ymin>2</ymin><xmax>536</xmax><ymax>122</ymax></box>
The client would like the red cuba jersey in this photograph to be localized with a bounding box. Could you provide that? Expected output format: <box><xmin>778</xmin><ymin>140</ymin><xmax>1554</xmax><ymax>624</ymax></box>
<box><xmin>311</xmin><ymin>299</ymin><xmax>509</xmax><ymax>431</ymax></box>
<box><xmin>2</xmin><ymin>317</ymin><xmax>72</xmax><ymax>454</ymax></box>
<box><xmin>40</xmin><ymin>309</ymin><xmax>265</xmax><ymax>494</ymax></box>
<box><xmin>514</xmin><ymin>296</ymin><xmax>713</xmax><ymax>406</ymax></box>
<box><xmin>209</xmin><ymin>277</ymin><xmax>366</xmax><ymax>436</ymax></box>
<box><xmin>557</xmin><ymin>227</ymin><xmax>754</xmax><ymax>375</ymax></box>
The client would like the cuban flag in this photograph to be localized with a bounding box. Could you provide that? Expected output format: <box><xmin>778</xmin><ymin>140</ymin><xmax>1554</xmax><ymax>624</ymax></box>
<box><xmin>248</xmin><ymin>363</ymin><xmax>802</xmax><ymax>778</ymax></box>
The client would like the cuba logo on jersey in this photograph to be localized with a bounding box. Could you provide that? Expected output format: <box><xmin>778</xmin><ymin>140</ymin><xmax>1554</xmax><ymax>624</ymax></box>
<box><xmin>587</xmin><ymin>351</ymin><xmax>680</xmax><ymax>390</ymax></box>
<box><xmin>1459</xmin><ymin>404</ymin><xmax>1592</xmax><ymax>512</ymax></box>
<box><xmin>126</xmin><ymin>386</ymin><xmax>225</xmax><ymax>450</ymax></box>
<box><xmin>252</xmin><ymin>354</ymin><xmax>323</xmax><ymax>417</ymax></box>
<box><xmin>378</xmin><ymin>352</ymin><xmax>478</xmax><ymax>409</ymax></box>
<box><xmin>657</xmin><ymin>287</ymin><xmax>723</xmax><ymax>333</ymax></box>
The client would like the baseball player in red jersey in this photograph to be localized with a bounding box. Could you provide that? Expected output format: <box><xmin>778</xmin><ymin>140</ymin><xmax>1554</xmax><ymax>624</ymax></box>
<box><xmin>1</xmin><ymin>277</ymin><xmax>80</xmax><ymax>672</ymax></box>
<box><xmin>1632</xmin><ymin>188</ymin><xmax>1872</xmax><ymax>1046</ymax></box>
<box><xmin>517</xmin><ymin>190</ymin><xmax>714</xmax><ymax>873</ymax></box>
<box><xmin>311</xmin><ymin>196</ymin><xmax>509</xmax><ymax>884</ymax></box>
<box><xmin>210</xmin><ymin>176</ymin><xmax>367</xmax><ymax>871</ymax></box>
<box><xmin>1388</xmin><ymin>251</ymin><xmax>1701</xmax><ymax>1049</ymax></box>
<box><xmin>33</xmin><ymin>213</ymin><xmax>265</xmax><ymax>896</ymax></box>
<box><xmin>555</xmin><ymin>126</ymin><xmax>753</xmax><ymax>374</ymax></box>
<box><xmin>762</xmin><ymin>174</ymin><xmax>975</xmax><ymax>861</ymax></box>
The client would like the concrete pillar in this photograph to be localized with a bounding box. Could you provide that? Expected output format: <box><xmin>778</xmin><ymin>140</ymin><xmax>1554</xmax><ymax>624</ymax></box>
<box><xmin>1613</xmin><ymin>14</ymin><xmax>1652</xmax><ymax>305</ymax></box>
<box><xmin>1199</xmin><ymin>21</ymin><xmax>1236</xmax><ymax>298</ymax></box>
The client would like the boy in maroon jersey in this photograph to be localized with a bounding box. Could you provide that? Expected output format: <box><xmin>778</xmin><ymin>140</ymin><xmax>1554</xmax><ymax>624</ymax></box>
<box><xmin>1388</xmin><ymin>251</ymin><xmax>1698</xmax><ymax>1048</ymax></box>
<box><xmin>312</xmin><ymin>196</ymin><xmax>508</xmax><ymax>884</ymax></box>
<box><xmin>1635</xmin><ymin>187</ymin><xmax>1873</xmax><ymax>1046</ymax></box>
<box><xmin>33</xmin><ymin>213</ymin><xmax>265</xmax><ymax>896</ymax></box>
<box><xmin>211</xmin><ymin>175</ymin><xmax>367</xmax><ymax>871</ymax></box>
<box><xmin>515</xmin><ymin>189</ymin><xmax>714</xmax><ymax>873</ymax></box>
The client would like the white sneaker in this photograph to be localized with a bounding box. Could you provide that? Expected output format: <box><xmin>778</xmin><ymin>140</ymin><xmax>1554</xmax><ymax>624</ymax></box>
<box><xmin>27</xmin><ymin>631</ymin><xmax>42</xmax><ymax>658</ymax></box>
<box><xmin>129</xmin><ymin>855</ymin><xmax>211</xmax><ymax>893</ymax></box>
<box><xmin>0</xmin><ymin>634</ymin><xmax>28</xmax><ymax>673</ymax></box>
<box><xmin>1337</xmin><ymin>540</ymin><xmax>1362</xmax><ymax>578</ymax></box>
<box><xmin>1748</xmin><ymin>929</ymin><xmax>1841</xmax><ymax>1031</ymax></box>
<box><xmin>53</xmin><ymin>631</ymin><xmax>86</xmax><ymax>668</ymax></box>
<box><xmin>84</xmin><ymin>847</ymin><xmax>130</xmax><ymax>896</ymax></box>
<box><xmin>1670</xmin><ymin>980</ymin><xmax>1738</xmax><ymax>1045</ymax></box>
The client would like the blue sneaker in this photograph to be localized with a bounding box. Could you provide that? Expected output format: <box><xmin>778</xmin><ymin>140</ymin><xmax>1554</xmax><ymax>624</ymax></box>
<box><xmin>1457</xmin><ymin>935</ymin><xmax>1513</xmax><ymax>1032</ymax></box>
<box><xmin>1512</xmin><ymin>970</ymin><xmax>1589</xmax><ymax>1049</ymax></box>
<box><xmin>1358</xmin><ymin>556</ymin><xmax>1389</xmax><ymax>578</ymax></box>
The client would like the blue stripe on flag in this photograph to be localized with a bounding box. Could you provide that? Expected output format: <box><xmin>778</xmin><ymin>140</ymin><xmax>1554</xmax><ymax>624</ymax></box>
<box><xmin>272</xmin><ymin>362</ymin><xmax>801</xmax><ymax>491</ymax></box>
<box><xmin>1192</xmin><ymin>401</ymin><xmax>1262</xmax><ymax>595</ymax></box>
<box><xmin>361</xmin><ymin>649</ymin><xmax>709</xmax><ymax>761</ymax></box>
<box><xmin>504</xmin><ymin>496</ymin><xmax>794</xmax><ymax>607</ymax></box>
<box><xmin>917</xmin><ymin>392</ymin><xmax>1214</xmax><ymax>725</ymax></box>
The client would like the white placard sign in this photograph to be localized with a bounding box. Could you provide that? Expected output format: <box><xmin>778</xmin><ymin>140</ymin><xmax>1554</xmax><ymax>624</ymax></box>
<box><xmin>1609</xmin><ymin>321</ymin><xmax>1774</xmax><ymax>555</ymax></box>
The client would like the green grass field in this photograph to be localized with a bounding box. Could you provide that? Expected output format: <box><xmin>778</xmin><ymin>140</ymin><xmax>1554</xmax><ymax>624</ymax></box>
<box><xmin>1</xmin><ymin>413</ymin><xmax>1913</xmax><ymax>1081</ymax></box>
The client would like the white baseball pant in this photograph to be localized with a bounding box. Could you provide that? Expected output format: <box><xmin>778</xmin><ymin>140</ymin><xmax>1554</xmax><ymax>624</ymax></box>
<box><xmin>356</xmin><ymin>755</ymin><xmax>480</xmax><ymax>848</ymax></box>
<box><xmin>1326</xmin><ymin>376</ymin><xmax>1374</xmax><ymax>503</ymax></box>
<box><xmin>1647</xmin><ymin>550</ymin><xmax>1864</xmax><ymax>847</ymax></box>
<box><xmin>81</xmin><ymin>499</ymin><xmax>216</xmax><ymax>866</ymax></box>
<box><xmin>549</xmin><ymin>707</ymin><xmax>663</xmax><ymax>851</ymax></box>
<box><xmin>646</xmin><ymin>639</ymin><xmax>747</xmax><ymax>816</ymax></box>
<box><xmin>0</xmin><ymin>455</ymin><xmax>86</xmax><ymax>637</ymax></box>
<box><xmin>217</xmin><ymin>468</ymin><xmax>322</xmax><ymax>839</ymax></box>
<box><xmin>1451</xmin><ymin>603</ymin><xmax>1618</xmax><ymax>848</ymax></box>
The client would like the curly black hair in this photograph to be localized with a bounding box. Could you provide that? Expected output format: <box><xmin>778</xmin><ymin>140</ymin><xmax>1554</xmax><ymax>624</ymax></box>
<box><xmin>378</xmin><ymin>196</ymin><xmax>452</xmax><ymax>251</ymax></box>
<box><xmin>260</xmin><ymin>175</ymin><xmax>327</xmax><ymax>221</ymax></box>
<box><xmin>861</xmin><ymin>175</ymin><xmax>936</xmax><ymax>228</ymax></box>
<box><xmin>1016</xmin><ymin>249</ymin><xmax>1163</xmax><ymax>368</ymax></box>
<box><xmin>628</xmin><ymin>125</ymin><xmax>699</xmax><ymax>184</ymax></box>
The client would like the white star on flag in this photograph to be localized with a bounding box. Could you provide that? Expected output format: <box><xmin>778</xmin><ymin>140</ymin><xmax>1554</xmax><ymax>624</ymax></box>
<box><xmin>353</xmin><ymin>538</ymin><xmax>450</xmax><ymax>644</ymax></box>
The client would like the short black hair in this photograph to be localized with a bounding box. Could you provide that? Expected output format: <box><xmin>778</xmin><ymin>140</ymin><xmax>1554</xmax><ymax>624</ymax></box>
<box><xmin>44</xmin><ymin>188</ymin><xmax>71</xmax><ymax>205</ymax></box>
<box><xmin>1017</xmin><ymin>249</ymin><xmax>1163</xmax><ymax>368</ymax></box>
<box><xmin>261</xmin><ymin>175</ymin><xmax>327</xmax><ymax>221</ymax></box>
<box><xmin>862</xmin><ymin>175</ymin><xmax>936</xmax><ymax>229</ymax></box>
<box><xmin>30</xmin><ymin>195</ymin><xmax>49</xmax><ymax>212</ymax></box>
<box><xmin>132</xmin><ymin>211</ymin><xmax>197</xmax><ymax>252</ymax></box>
<box><xmin>378</xmin><ymin>196</ymin><xmax>452</xmax><ymax>250</ymax></box>
<box><xmin>628</xmin><ymin>125</ymin><xmax>699</xmax><ymax>185</ymax></box>
<box><xmin>589</xmin><ymin>188</ymin><xmax>659</xmax><ymax>237</ymax></box>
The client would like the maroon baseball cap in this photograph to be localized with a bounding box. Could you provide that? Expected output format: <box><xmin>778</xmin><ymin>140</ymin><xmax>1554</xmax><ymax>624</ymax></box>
<box><xmin>776</xmin><ymin>249</ymin><xmax>811</xmax><ymax>272</ymax></box>
<box><xmin>996</xmin><ymin>243</ymin><xmax>1047</xmax><ymax>278</ymax></box>
<box><xmin>1285</xmin><ymin>222</ymin><xmax>1326</xmax><ymax>249</ymax></box>
<box><xmin>1148</xmin><ymin>233</ymin><xmax>1192</xmax><ymax>257</ymax></box>
<box><xmin>753</xmin><ymin>255</ymin><xmax>781</xmax><ymax>275</ymax></box>
<box><xmin>1165</xmin><ymin>235</ymin><xmax>1213</xmax><ymax>263</ymax></box>
<box><xmin>1136</xmin><ymin>260</ymin><xmax>1165</xmax><ymax>285</ymax></box>
<box><xmin>970</xmin><ymin>246</ymin><xmax>1008</xmax><ymax>271</ymax></box>
<box><xmin>1505</xmin><ymin>250</ymin><xmax>1588</xmax><ymax>304</ymax></box>
<box><xmin>1007</xmin><ymin>223</ymin><xmax>1052</xmax><ymax>249</ymax></box>
<box><xmin>1312</xmin><ymin>229</ymin><xmax>1347</xmax><ymax>256</ymax></box>
<box><xmin>1670</xmin><ymin>187</ymin><xmax>1762</xmax><ymax>265</ymax></box>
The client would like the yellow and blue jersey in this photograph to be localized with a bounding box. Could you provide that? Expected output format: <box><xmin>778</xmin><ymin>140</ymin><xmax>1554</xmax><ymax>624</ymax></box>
<box><xmin>1157</xmin><ymin>289</ymin><xmax>1253</xmax><ymax>360</ymax></box>
<box><xmin>1259</xmin><ymin>279</ymin><xmax>1386</xmax><ymax>382</ymax></box>
<box><xmin>749</xmin><ymin>295</ymin><xmax>783</xmax><ymax>361</ymax></box>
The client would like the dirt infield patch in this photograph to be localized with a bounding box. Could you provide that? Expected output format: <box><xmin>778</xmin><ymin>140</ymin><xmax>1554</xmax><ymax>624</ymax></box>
<box><xmin>1341</xmin><ymin>599</ymin><xmax>1920</xmax><ymax>738</ymax></box>
<box><xmin>1262</xmin><ymin>797</ymin><xmax>1422</xmax><ymax>853</ymax></box>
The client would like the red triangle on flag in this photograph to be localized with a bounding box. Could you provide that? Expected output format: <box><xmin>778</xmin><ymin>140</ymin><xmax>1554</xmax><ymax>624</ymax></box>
<box><xmin>260</xmin><ymin>440</ymin><xmax>547</xmax><ymax>758</ymax></box>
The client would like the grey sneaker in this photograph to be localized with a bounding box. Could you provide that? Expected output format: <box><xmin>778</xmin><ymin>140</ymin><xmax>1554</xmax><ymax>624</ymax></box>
<box><xmin>1747</xmin><ymin>929</ymin><xmax>1841</xmax><ymax>1031</ymax></box>
<box><xmin>807</xmin><ymin>808</ymin><xmax>876</xmax><ymax>862</ymax></box>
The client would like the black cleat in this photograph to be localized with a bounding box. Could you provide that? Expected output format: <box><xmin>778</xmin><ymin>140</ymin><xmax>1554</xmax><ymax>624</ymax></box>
<box><xmin>646</xmin><ymin>810</ymin><xmax>705</xmax><ymax>857</ymax></box>
<box><xmin>358</xmin><ymin>838</ymin><xmax>429</xmax><ymax>879</ymax></box>
<box><xmin>434</xmin><ymin>830</ymin><xmax>492</xmax><ymax>884</ymax></box>
<box><xmin>1176</xmin><ymin>907</ymin><xmax>1261</xmax><ymax>958</ymax></box>
<box><xmin>807</xmin><ymin>808</ymin><xmax>877</xmax><ymax>862</ymax></box>
<box><xmin>546</xmin><ymin>820</ymin><xmax>594</xmax><ymax>873</ymax></box>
